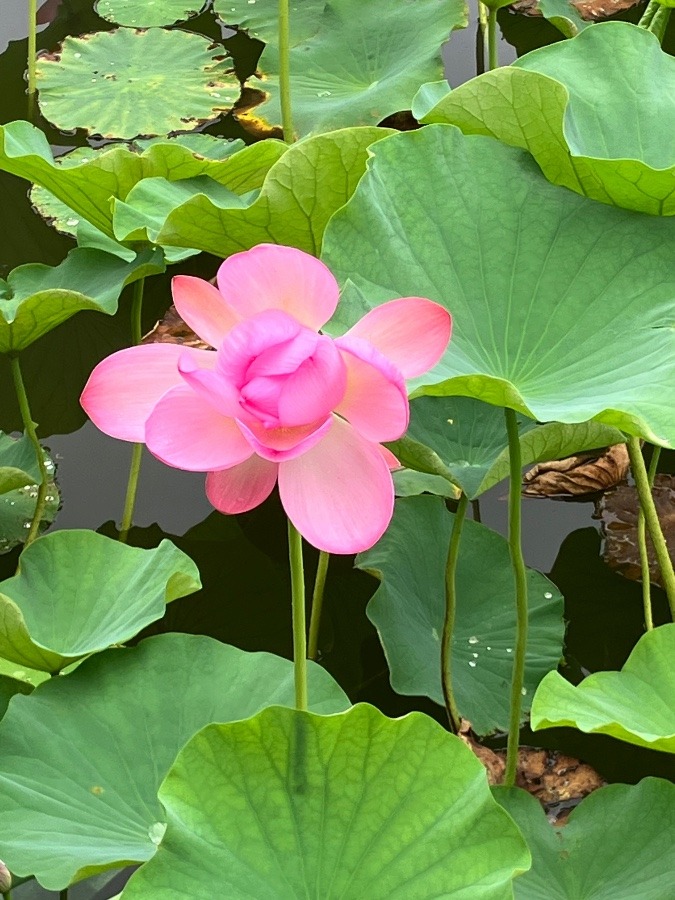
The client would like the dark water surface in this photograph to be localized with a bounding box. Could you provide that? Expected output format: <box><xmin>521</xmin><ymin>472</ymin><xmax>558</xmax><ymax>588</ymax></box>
<box><xmin>1</xmin><ymin>2</ymin><xmax>673</xmax><ymax>897</ymax></box>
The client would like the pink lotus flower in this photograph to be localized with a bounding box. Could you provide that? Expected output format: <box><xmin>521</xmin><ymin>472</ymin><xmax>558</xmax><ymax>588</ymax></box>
<box><xmin>81</xmin><ymin>245</ymin><xmax>451</xmax><ymax>553</ymax></box>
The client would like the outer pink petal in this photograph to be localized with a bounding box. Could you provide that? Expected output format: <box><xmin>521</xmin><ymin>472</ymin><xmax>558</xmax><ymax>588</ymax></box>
<box><xmin>172</xmin><ymin>275</ymin><xmax>240</xmax><ymax>349</ymax></box>
<box><xmin>206</xmin><ymin>456</ymin><xmax>278</xmax><ymax>514</ymax></box>
<box><xmin>278</xmin><ymin>416</ymin><xmax>394</xmax><ymax>554</ymax></box>
<box><xmin>81</xmin><ymin>344</ymin><xmax>214</xmax><ymax>442</ymax></box>
<box><xmin>145</xmin><ymin>385</ymin><xmax>252</xmax><ymax>471</ymax></box>
<box><xmin>344</xmin><ymin>298</ymin><xmax>452</xmax><ymax>378</ymax></box>
<box><xmin>216</xmin><ymin>244</ymin><xmax>339</xmax><ymax>330</ymax></box>
<box><xmin>334</xmin><ymin>336</ymin><xmax>408</xmax><ymax>442</ymax></box>
<box><xmin>237</xmin><ymin>416</ymin><xmax>333</xmax><ymax>462</ymax></box>
<box><xmin>378</xmin><ymin>445</ymin><xmax>401</xmax><ymax>470</ymax></box>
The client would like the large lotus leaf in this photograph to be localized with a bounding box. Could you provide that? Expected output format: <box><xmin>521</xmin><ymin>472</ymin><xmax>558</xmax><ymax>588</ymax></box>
<box><xmin>0</xmin><ymin>674</ymin><xmax>32</xmax><ymax>720</ymax></box>
<box><xmin>392</xmin><ymin>396</ymin><xmax>625</xmax><ymax>499</ymax></box>
<box><xmin>0</xmin><ymin>530</ymin><xmax>201</xmax><ymax>672</ymax></box>
<box><xmin>217</xmin><ymin>0</ymin><xmax>467</xmax><ymax>138</ymax></box>
<box><xmin>357</xmin><ymin>495</ymin><xmax>564</xmax><ymax>734</ymax></box>
<box><xmin>121</xmin><ymin>704</ymin><xmax>530</xmax><ymax>899</ymax></box>
<box><xmin>495</xmin><ymin>780</ymin><xmax>675</xmax><ymax>898</ymax></box>
<box><xmin>421</xmin><ymin>23</ymin><xmax>675</xmax><ymax>214</ymax></box>
<box><xmin>531</xmin><ymin>623</ymin><xmax>675</xmax><ymax>753</ymax></box>
<box><xmin>0</xmin><ymin>471</ymin><xmax>59</xmax><ymax>554</ymax></box>
<box><xmin>0</xmin><ymin>120</ymin><xmax>285</xmax><ymax>237</ymax></box>
<box><xmin>0</xmin><ymin>246</ymin><xmax>162</xmax><ymax>353</ymax></box>
<box><xmin>538</xmin><ymin>0</ymin><xmax>590</xmax><ymax>37</ymax></box>
<box><xmin>126</xmin><ymin>126</ymin><xmax>395</xmax><ymax>257</ymax></box>
<box><xmin>0</xmin><ymin>655</ymin><xmax>49</xmax><ymax>688</ymax></box>
<box><xmin>0</xmin><ymin>431</ymin><xmax>44</xmax><ymax>494</ymax></box>
<box><xmin>0</xmin><ymin>634</ymin><xmax>350</xmax><ymax>890</ymax></box>
<box><xmin>36</xmin><ymin>28</ymin><xmax>240</xmax><ymax>140</ymax></box>
<box><xmin>95</xmin><ymin>0</ymin><xmax>207</xmax><ymax>27</ymax></box>
<box><xmin>322</xmin><ymin>126</ymin><xmax>675</xmax><ymax>446</ymax></box>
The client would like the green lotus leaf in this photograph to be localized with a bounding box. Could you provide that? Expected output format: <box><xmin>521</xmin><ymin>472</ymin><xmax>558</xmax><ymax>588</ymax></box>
<box><xmin>0</xmin><ymin>119</ymin><xmax>283</xmax><ymax>237</ymax></box>
<box><xmin>0</xmin><ymin>459</ymin><xmax>59</xmax><ymax>554</ymax></box>
<box><xmin>36</xmin><ymin>28</ymin><xmax>240</xmax><ymax>140</ymax></box>
<box><xmin>0</xmin><ymin>674</ymin><xmax>32</xmax><ymax>720</ymax></box>
<box><xmin>0</xmin><ymin>431</ymin><xmax>44</xmax><ymax>494</ymax></box>
<box><xmin>0</xmin><ymin>246</ymin><xmax>162</xmax><ymax>353</ymax></box>
<box><xmin>358</xmin><ymin>496</ymin><xmax>564</xmax><ymax>734</ymax></box>
<box><xmin>95</xmin><ymin>0</ymin><xmax>207</xmax><ymax>27</ymax></box>
<box><xmin>127</xmin><ymin>126</ymin><xmax>395</xmax><ymax>257</ymax></box>
<box><xmin>531</xmin><ymin>623</ymin><xmax>675</xmax><ymax>752</ymax></box>
<box><xmin>322</xmin><ymin>126</ymin><xmax>675</xmax><ymax>446</ymax></box>
<box><xmin>30</xmin><ymin>137</ymin><xmax>246</xmax><ymax>240</ymax></box>
<box><xmin>0</xmin><ymin>530</ymin><xmax>201</xmax><ymax>672</ymax></box>
<box><xmin>0</xmin><ymin>655</ymin><xmax>49</xmax><ymax>687</ymax></box>
<box><xmin>421</xmin><ymin>23</ymin><xmax>675</xmax><ymax>214</ymax></box>
<box><xmin>121</xmin><ymin>704</ymin><xmax>530</xmax><ymax>899</ymax></box>
<box><xmin>392</xmin><ymin>467</ymin><xmax>460</xmax><ymax>499</ymax></box>
<box><xmin>391</xmin><ymin>396</ymin><xmax>625</xmax><ymax>499</ymax></box>
<box><xmin>0</xmin><ymin>633</ymin><xmax>350</xmax><ymax>889</ymax></box>
<box><xmin>538</xmin><ymin>0</ymin><xmax>590</xmax><ymax>37</ymax></box>
<box><xmin>495</xmin><ymin>780</ymin><xmax>675</xmax><ymax>898</ymax></box>
<box><xmin>216</xmin><ymin>0</ymin><xmax>467</xmax><ymax>138</ymax></box>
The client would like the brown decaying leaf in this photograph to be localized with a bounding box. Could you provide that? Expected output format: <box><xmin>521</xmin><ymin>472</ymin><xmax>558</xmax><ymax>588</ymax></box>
<box><xmin>595</xmin><ymin>475</ymin><xmax>675</xmax><ymax>587</ymax></box>
<box><xmin>522</xmin><ymin>444</ymin><xmax>629</xmax><ymax>498</ymax></box>
<box><xmin>142</xmin><ymin>304</ymin><xmax>212</xmax><ymax>350</ymax></box>
<box><xmin>511</xmin><ymin>0</ymin><xmax>640</xmax><ymax>21</ymax></box>
<box><xmin>458</xmin><ymin>720</ymin><xmax>605</xmax><ymax>825</ymax></box>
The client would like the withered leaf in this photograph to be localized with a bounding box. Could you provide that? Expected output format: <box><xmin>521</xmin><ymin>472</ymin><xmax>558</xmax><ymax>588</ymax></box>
<box><xmin>523</xmin><ymin>444</ymin><xmax>629</xmax><ymax>498</ymax></box>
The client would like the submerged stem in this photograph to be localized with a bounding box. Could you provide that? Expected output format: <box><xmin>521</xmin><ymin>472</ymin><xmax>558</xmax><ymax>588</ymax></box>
<box><xmin>441</xmin><ymin>493</ymin><xmax>469</xmax><ymax>733</ymax></box>
<box><xmin>504</xmin><ymin>408</ymin><xmax>528</xmax><ymax>787</ymax></box>
<box><xmin>487</xmin><ymin>7</ymin><xmax>499</xmax><ymax>71</ymax></box>
<box><xmin>118</xmin><ymin>278</ymin><xmax>145</xmax><ymax>542</ymax></box>
<box><xmin>288</xmin><ymin>520</ymin><xmax>308</xmax><ymax>710</ymax></box>
<box><xmin>307</xmin><ymin>550</ymin><xmax>330</xmax><ymax>661</ymax></box>
<box><xmin>628</xmin><ymin>438</ymin><xmax>675</xmax><ymax>620</ymax></box>
<box><xmin>10</xmin><ymin>356</ymin><xmax>49</xmax><ymax>547</ymax></box>
<box><xmin>278</xmin><ymin>0</ymin><xmax>294</xmax><ymax>142</ymax></box>
<box><xmin>27</xmin><ymin>0</ymin><xmax>37</xmax><ymax>118</ymax></box>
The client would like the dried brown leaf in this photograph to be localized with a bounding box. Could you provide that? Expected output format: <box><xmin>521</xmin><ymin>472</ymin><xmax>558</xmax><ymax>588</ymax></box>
<box><xmin>522</xmin><ymin>443</ymin><xmax>629</xmax><ymax>498</ymax></box>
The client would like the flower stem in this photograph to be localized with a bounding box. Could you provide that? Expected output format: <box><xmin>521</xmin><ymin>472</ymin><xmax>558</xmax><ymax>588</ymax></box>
<box><xmin>487</xmin><ymin>7</ymin><xmax>499</xmax><ymax>71</ymax></box>
<box><xmin>278</xmin><ymin>0</ymin><xmax>294</xmax><ymax>142</ymax></box>
<box><xmin>627</xmin><ymin>437</ymin><xmax>675</xmax><ymax>620</ymax></box>
<box><xmin>27</xmin><ymin>0</ymin><xmax>37</xmax><ymax>119</ymax></box>
<box><xmin>118</xmin><ymin>277</ymin><xmax>145</xmax><ymax>543</ymax></box>
<box><xmin>441</xmin><ymin>493</ymin><xmax>469</xmax><ymax>733</ymax></box>
<box><xmin>637</xmin><ymin>446</ymin><xmax>661</xmax><ymax>631</ymax></box>
<box><xmin>10</xmin><ymin>356</ymin><xmax>49</xmax><ymax>547</ymax></box>
<box><xmin>504</xmin><ymin>407</ymin><xmax>528</xmax><ymax>787</ymax></box>
<box><xmin>307</xmin><ymin>550</ymin><xmax>330</xmax><ymax>661</ymax></box>
<box><xmin>60</xmin><ymin>890</ymin><xmax>68</xmax><ymax>900</ymax></box>
<box><xmin>288</xmin><ymin>520</ymin><xmax>308</xmax><ymax>710</ymax></box>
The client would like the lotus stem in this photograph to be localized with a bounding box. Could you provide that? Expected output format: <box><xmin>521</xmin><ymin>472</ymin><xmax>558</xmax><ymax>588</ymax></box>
<box><xmin>504</xmin><ymin>407</ymin><xmax>528</xmax><ymax>787</ymax></box>
<box><xmin>10</xmin><ymin>355</ymin><xmax>49</xmax><ymax>547</ymax></box>
<box><xmin>648</xmin><ymin>4</ymin><xmax>671</xmax><ymax>41</ymax></box>
<box><xmin>487</xmin><ymin>7</ymin><xmax>499</xmax><ymax>71</ymax></box>
<box><xmin>627</xmin><ymin>437</ymin><xmax>675</xmax><ymax>620</ymax></box>
<box><xmin>288</xmin><ymin>520</ymin><xmax>308</xmax><ymax>710</ymax></box>
<box><xmin>441</xmin><ymin>493</ymin><xmax>469</xmax><ymax>733</ymax></box>
<box><xmin>471</xmin><ymin>498</ymin><xmax>481</xmax><ymax>523</ymax></box>
<box><xmin>638</xmin><ymin>0</ymin><xmax>660</xmax><ymax>28</ymax></box>
<box><xmin>278</xmin><ymin>0</ymin><xmax>294</xmax><ymax>142</ymax></box>
<box><xmin>307</xmin><ymin>550</ymin><xmax>330</xmax><ymax>661</ymax></box>
<box><xmin>477</xmin><ymin>2</ymin><xmax>488</xmax><ymax>75</ymax></box>
<box><xmin>59</xmin><ymin>889</ymin><xmax>68</xmax><ymax>900</ymax></box>
<box><xmin>118</xmin><ymin>278</ymin><xmax>145</xmax><ymax>543</ymax></box>
<box><xmin>27</xmin><ymin>0</ymin><xmax>37</xmax><ymax>119</ymax></box>
<box><xmin>637</xmin><ymin>446</ymin><xmax>661</xmax><ymax>631</ymax></box>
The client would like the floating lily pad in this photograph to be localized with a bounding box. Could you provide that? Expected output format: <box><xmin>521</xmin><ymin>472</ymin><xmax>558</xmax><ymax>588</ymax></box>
<box><xmin>36</xmin><ymin>28</ymin><xmax>240</xmax><ymax>139</ymax></box>
<box><xmin>391</xmin><ymin>396</ymin><xmax>624</xmax><ymax>499</ymax></box>
<box><xmin>117</xmin><ymin>126</ymin><xmax>395</xmax><ymax>257</ymax></box>
<box><xmin>216</xmin><ymin>0</ymin><xmax>467</xmax><ymax>138</ymax></box>
<box><xmin>596</xmin><ymin>476</ymin><xmax>675</xmax><ymax>586</ymax></box>
<box><xmin>0</xmin><ymin>246</ymin><xmax>162</xmax><ymax>353</ymax></box>
<box><xmin>358</xmin><ymin>495</ymin><xmax>564</xmax><ymax>735</ymax></box>
<box><xmin>0</xmin><ymin>530</ymin><xmax>201</xmax><ymax>672</ymax></box>
<box><xmin>0</xmin><ymin>120</ymin><xmax>283</xmax><ymax>237</ymax></box>
<box><xmin>0</xmin><ymin>633</ymin><xmax>350</xmax><ymax>890</ymax></box>
<box><xmin>531</xmin><ymin>623</ymin><xmax>675</xmax><ymax>752</ymax></box>
<box><xmin>322</xmin><ymin>126</ymin><xmax>675</xmax><ymax>446</ymax></box>
<box><xmin>421</xmin><ymin>23</ymin><xmax>675</xmax><ymax>214</ymax></box>
<box><xmin>122</xmin><ymin>704</ymin><xmax>530</xmax><ymax>899</ymax></box>
<box><xmin>95</xmin><ymin>0</ymin><xmax>207</xmax><ymax>27</ymax></box>
<box><xmin>495</xmin><ymin>780</ymin><xmax>675</xmax><ymax>898</ymax></box>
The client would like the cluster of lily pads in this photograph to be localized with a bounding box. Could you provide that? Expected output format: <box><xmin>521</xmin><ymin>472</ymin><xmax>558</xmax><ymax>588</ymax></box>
<box><xmin>0</xmin><ymin>0</ymin><xmax>674</xmax><ymax>897</ymax></box>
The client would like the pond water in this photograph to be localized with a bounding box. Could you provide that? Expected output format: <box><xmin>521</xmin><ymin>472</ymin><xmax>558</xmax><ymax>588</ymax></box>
<box><xmin>1</xmin><ymin>2</ymin><xmax>674</xmax><ymax>896</ymax></box>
